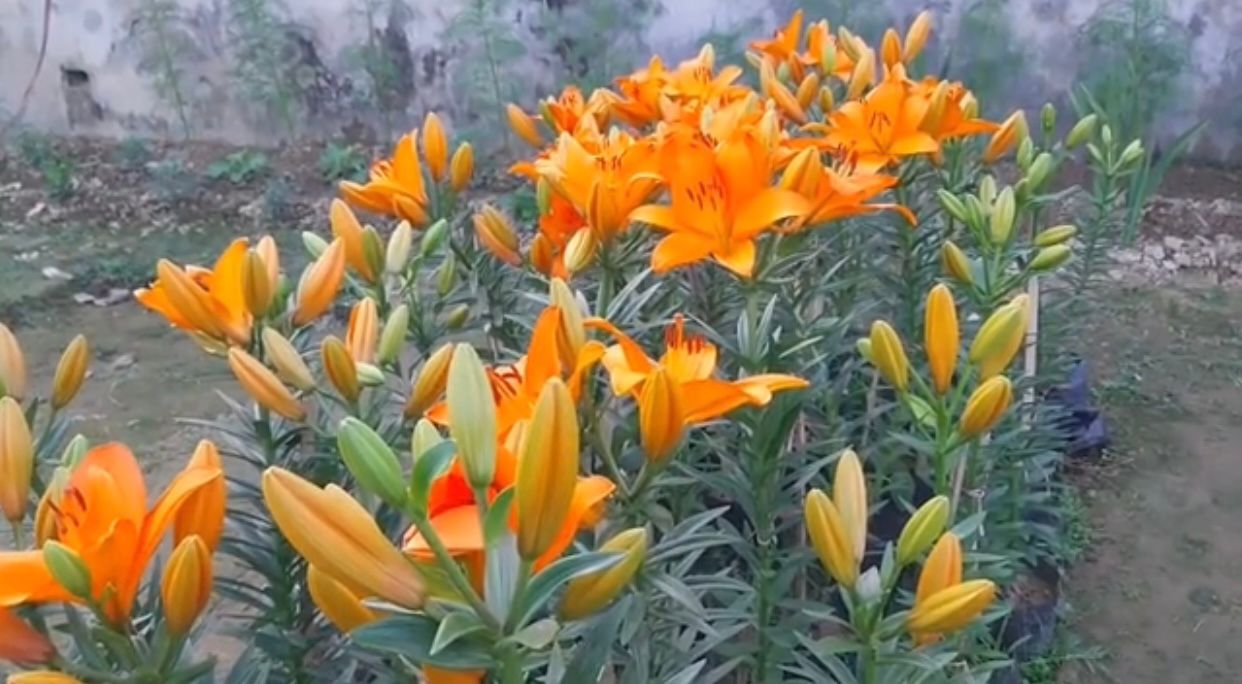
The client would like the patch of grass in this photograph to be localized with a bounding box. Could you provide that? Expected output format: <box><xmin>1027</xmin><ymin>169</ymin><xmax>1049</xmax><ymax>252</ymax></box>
<box><xmin>74</xmin><ymin>256</ymin><xmax>154</xmax><ymax>291</ymax></box>
<box><xmin>41</xmin><ymin>156</ymin><xmax>76</xmax><ymax>201</ymax></box>
<box><xmin>1059</xmin><ymin>488</ymin><xmax>1092</xmax><ymax>565</ymax></box>
<box><xmin>207</xmin><ymin>149</ymin><xmax>269</xmax><ymax>184</ymax></box>
<box><xmin>148</xmin><ymin>159</ymin><xmax>197</xmax><ymax>202</ymax></box>
<box><xmin>15</xmin><ymin>130</ymin><xmax>54</xmax><ymax>167</ymax></box>
<box><xmin>1020</xmin><ymin>629</ymin><xmax>1108</xmax><ymax>683</ymax></box>
<box><xmin>317</xmin><ymin>142</ymin><xmax>367</xmax><ymax>183</ymax></box>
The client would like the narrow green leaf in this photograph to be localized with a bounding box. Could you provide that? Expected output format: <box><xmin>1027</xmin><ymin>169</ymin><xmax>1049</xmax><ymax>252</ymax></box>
<box><xmin>410</xmin><ymin>440</ymin><xmax>457</xmax><ymax>512</ymax></box>
<box><xmin>561</xmin><ymin>596</ymin><xmax>628</xmax><ymax>683</ymax></box>
<box><xmin>511</xmin><ymin>551</ymin><xmax>621</xmax><ymax>630</ymax></box>
<box><xmin>431</xmin><ymin>611</ymin><xmax>487</xmax><ymax>656</ymax></box>
<box><xmin>352</xmin><ymin>614</ymin><xmax>493</xmax><ymax>669</ymax></box>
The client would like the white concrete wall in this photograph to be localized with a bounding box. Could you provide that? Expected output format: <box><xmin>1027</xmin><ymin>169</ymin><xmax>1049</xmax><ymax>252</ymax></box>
<box><xmin>1</xmin><ymin>0</ymin><xmax>1239</xmax><ymax>157</ymax></box>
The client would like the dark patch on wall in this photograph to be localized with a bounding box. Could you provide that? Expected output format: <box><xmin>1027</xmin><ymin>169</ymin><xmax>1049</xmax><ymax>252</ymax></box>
<box><xmin>61</xmin><ymin>67</ymin><xmax>105</xmax><ymax>127</ymax></box>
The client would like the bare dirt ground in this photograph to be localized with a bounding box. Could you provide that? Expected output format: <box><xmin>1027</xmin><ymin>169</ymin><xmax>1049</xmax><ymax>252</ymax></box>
<box><xmin>3</xmin><ymin>136</ymin><xmax>1241</xmax><ymax>682</ymax></box>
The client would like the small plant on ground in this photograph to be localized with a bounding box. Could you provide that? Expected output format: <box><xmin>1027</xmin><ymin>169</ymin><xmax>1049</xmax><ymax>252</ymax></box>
<box><xmin>41</xmin><ymin>156</ymin><xmax>75</xmax><ymax>201</ymax></box>
<box><xmin>317</xmin><ymin>141</ymin><xmax>367</xmax><ymax>182</ymax></box>
<box><xmin>148</xmin><ymin>158</ymin><xmax>197</xmax><ymax>201</ymax></box>
<box><xmin>262</xmin><ymin>175</ymin><xmax>296</xmax><ymax>223</ymax></box>
<box><xmin>208</xmin><ymin>149</ymin><xmax>270</xmax><ymax>184</ymax></box>
<box><xmin>114</xmin><ymin>137</ymin><xmax>153</xmax><ymax>170</ymax></box>
<box><xmin>14</xmin><ymin>130</ymin><xmax>53</xmax><ymax>168</ymax></box>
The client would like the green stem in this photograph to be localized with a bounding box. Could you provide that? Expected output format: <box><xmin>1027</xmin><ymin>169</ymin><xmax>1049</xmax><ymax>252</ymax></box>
<box><xmin>499</xmin><ymin>645</ymin><xmax>525</xmax><ymax>683</ymax></box>
<box><xmin>408</xmin><ymin>513</ymin><xmax>500</xmax><ymax>631</ymax></box>
<box><xmin>503</xmin><ymin>559</ymin><xmax>534</xmax><ymax>634</ymax></box>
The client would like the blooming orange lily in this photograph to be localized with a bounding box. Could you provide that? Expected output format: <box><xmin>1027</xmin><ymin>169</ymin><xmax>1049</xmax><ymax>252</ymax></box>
<box><xmin>913</xmin><ymin>78</ymin><xmax>999</xmax><ymax>142</ymax></box>
<box><xmin>587</xmin><ymin>314</ymin><xmax>809</xmax><ymax>423</ymax></box>
<box><xmin>535</xmin><ymin>125</ymin><xmax>662</xmax><ymax>244</ymax></box>
<box><xmin>780</xmin><ymin>147</ymin><xmax>916</xmax><ymax>228</ymax></box>
<box><xmin>750</xmin><ymin>10</ymin><xmax>807</xmax><ymax>79</ymax></box>
<box><xmin>0</xmin><ymin>442</ymin><xmax>224</xmax><ymax>626</ymax></box>
<box><xmin>610</xmin><ymin>55</ymin><xmax>669</xmax><ymax>128</ymax></box>
<box><xmin>631</xmin><ymin>131</ymin><xmax>809</xmax><ymax>277</ymax></box>
<box><xmin>339</xmin><ymin>129</ymin><xmax>430</xmax><ymax>225</ymax></box>
<box><xmin>812</xmin><ymin>66</ymin><xmax>940</xmax><ymax>172</ymax></box>
<box><xmin>537</xmin><ymin>85</ymin><xmax>613</xmax><ymax>136</ymax></box>
<box><xmin>135</xmin><ymin>238</ymin><xmax>251</xmax><ymax>347</ymax></box>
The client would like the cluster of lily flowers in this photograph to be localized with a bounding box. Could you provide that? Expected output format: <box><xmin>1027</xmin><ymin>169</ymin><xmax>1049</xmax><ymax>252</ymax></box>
<box><xmin>0</xmin><ymin>9</ymin><xmax>1026</xmax><ymax>683</ymax></box>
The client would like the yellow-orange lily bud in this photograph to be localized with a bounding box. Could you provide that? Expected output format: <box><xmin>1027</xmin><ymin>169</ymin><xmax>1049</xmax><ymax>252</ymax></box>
<box><xmin>805</xmin><ymin>489</ymin><xmax>856</xmax><ymax>586</ymax></box>
<box><xmin>516</xmin><ymin>378</ymin><xmax>580</xmax><ymax>561</ymax></box>
<box><xmin>473</xmin><ymin>204</ymin><xmax>521</xmax><ymax>266</ymax></box>
<box><xmin>404</xmin><ymin>343</ymin><xmax>453</xmax><ymax>419</ymax></box>
<box><xmin>908</xmin><ymin>578</ymin><xmax>996</xmax><ymax>638</ymax></box>
<box><xmin>256</xmin><ymin>235</ymin><xmax>281</xmax><ymax>292</ymax></box>
<box><xmin>959</xmin><ymin>376</ymin><xmax>1012</xmax><ymax>438</ymax></box>
<box><xmin>916</xmin><ymin>532</ymin><xmax>963</xmax><ymax>605</ymax></box>
<box><xmin>322</xmin><ymin>336</ymin><xmax>361</xmax><ymax>403</ymax></box>
<box><xmin>161</xmin><ymin>535</ymin><xmax>212</xmax><ymax>636</ymax></box>
<box><xmin>921</xmin><ymin>81</ymin><xmax>951</xmax><ymax>134</ymax></box>
<box><xmin>968</xmin><ymin>296</ymin><xmax>1029</xmax><ymax>379</ymax></box>
<box><xmin>779</xmin><ymin>147</ymin><xmax>818</xmax><ymax>195</ymax></box>
<box><xmin>174</xmin><ymin>440</ymin><xmax>227</xmax><ymax>552</ymax></box>
<box><xmin>940</xmin><ymin>241</ymin><xmax>972</xmax><ymax>284</ymax></box>
<box><xmin>983</xmin><ymin>110</ymin><xmax>1028</xmax><ymax>163</ymax></box>
<box><xmin>308</xmin><ymin>564</ymin><xmax>378</xmax><ymax>633</ymax></box>
<box><xmin>924</xmin><ymin>285</ymin><xmax>958</xmax><ymax>395</ymax></box>
<box><xmin>760</xmin><ymin>61</ymin><xmax>807</xmax><ymax>124</ymax></box>
<box><xmin>1034</xmin><ymin>224</ymin><xmax>1077</xmax><ymax>248</ymax></box>
<box><xmin>423</xmin><ymin>112</ymin><xmax>448</xmax><ymax>182</ymax></box>
<box><xmin>261</xmin><ymin>328</ymin><xmax>315</xmax><ymax>392</ymax></box>
<box><xmin>549</xmin><ymin>280</ymin><xmax>586</xmax><ymax>362</ymax></box>
<box><xmin>0</xmin><ymin>324</ymin><xmax>26</xmax><ymax>399</ymax></box>
<box><xmin>0</xmin><ymin>397</ymin><xmax>33</xmax><ymax>523</ymax></box>
<box><xmin>869</xmin><ymin>320</ymin><xmax>909</xmax><ymax>392</ymax></box>
<box><xmin>1030</xmin><ymin>245</ymin><xmax>1072</xmax><ymax>272</ymax></box>
<box><xmin>50</xmin><ymin>335</ymin><xmax>90</xmax><ymax>410</ymax></box>
<box><xmin>154</xmin><ymin>260</ymin><xmax>228</xmax><ymax>342</ymax></box>
<box><xmin>450</xmin><ymin>142</ymin><xmax>474</xmax><ymax>193</ymax></box>
<box><xmin>530</xmin><ymin>233</ymin><xmax>556</xmax><ymax>276</ymax></box>
<box><xmin>346</xmin><ymin>298</ymin><xmax>380</xmax><ymax>365</ymax></box>
<box><xmin>818</xmin><ymin>86</ymin><xmax>835</xmax><ymax>114</ymax></box>
<box><xmin>903</xmin><ymin>11</ymin><xmax>933</xmax><ymax>63</ymax></box>
<box><xmin>795</xmin><ymin>72</ymin><xmax>820</xmax><ymax>111</ymax></box>
<box><xmin>896</xmin><ymin>496</ymin><xmax>950</xmax><ymax>566</ymax></box>
<box><xmin>262</xmin><ymin>467</ymin><xmax>424</xmax><ymax>609</ymax></box>
<box><xmin>0</xmin><ymin>607</ymin><xmax>55</xmax><ymax>665</ymax></box>
<box><xmin>423</xmin><ymin>667</ymin><xmax>485</xmax><ymax>684</ymax></box>
<box><xmin>447</xmin><ymin>344</ymin><xmax>497</xmax><ymax>490</ymax></box>
<box><xmin>506</xmin><ymin>103</ymin><xmax>544</xmax><ymax>148</ymax></box>
<box><xmin>638</xmin><ymin>367</ymin><xmax>686</xmax><ymax>465</ymax></box>
<box><xmin>563</xmin><ymin>229</ymin><xmax>597</xmax><ymax>275</ymax></box>
<box><xmin>227</xmin><ymin>348</ymin><xmax>306</xmax><ymax>421</ymax></box>
<box><xmin>833</xmin><ymin>449</ymin><xmax>867</xmax><ymax>561</ymax></box>
<box><xmin>845</xmin><ymin>49</ymin><xmax>875</xmax><ymax>100</ymax></box>
<box><xmin>241</xmin><ymin>249</ymin><xmax>273</xmax><ymax>318</ymax></box>
<box><xmin>6</xmin><ymin>672</ymin><xmax>84</xmax><ymax>683</ymax></box>
<box><xmin>330</xmin><ymin>199</ymin><xmax>378</xmax><ymax>283</ymax></box>
<box><xmin>881</xmin><ymin>28</ymin><xmax>902</xmax><ymax>67</ymax></box>
<box><xmin>293</xmin><ymin>238</ymin><xmax>346</xmax><ymax>326</ymax></box>
<box><xmin>559</xmin><ymin>527</ymin><xmax>648</xmax><ymax>620</ymax></box>
<box><xmin>33</xmin><ymin>468</ymin><xmax>67</xmax><ymax>547</ymax></box>
<box><xmin>378</xmin><ymin>304</ymin><xmax>410</xmax><ymax>365</ymax></box>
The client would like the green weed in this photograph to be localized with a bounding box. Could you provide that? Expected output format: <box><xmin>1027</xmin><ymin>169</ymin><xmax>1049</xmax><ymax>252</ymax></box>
<box><xmin>317</xmin><ymin>142</ymin><xmax>367</xmax><ymax>182</ymax></box>
<box><xmin>207</xmin><ymin>149</ymin><xmax>270</xmax><ymax>184</ymax></box>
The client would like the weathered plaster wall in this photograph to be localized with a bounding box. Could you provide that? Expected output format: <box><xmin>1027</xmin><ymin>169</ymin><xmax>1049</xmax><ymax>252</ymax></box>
<box><xmin>1</xmin><ymin>0</ymin><xmax>1239</xmax><ymax>158</ymax></box>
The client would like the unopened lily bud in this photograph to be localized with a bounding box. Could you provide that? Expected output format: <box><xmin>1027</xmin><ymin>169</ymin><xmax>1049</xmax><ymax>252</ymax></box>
<box><xmin>60</xmin><ymin>434</ymin><xmax>88</xmax><ymax>468</ymax></box>
<box><xmin>1030</xmin><ymin>244</ymin><xmax>1072</xmax><ymax>272</ymax></box>
<box><xmin>868</xmin><ymin>320</ymin><xmax>909</xmax><ymax>392</ymax></box>
<box><xmin>1119</xmin><ymin>140</ymin><xmax>1145</xmax><ymax>168</ymax></box>
<box><xmin>978</xmin><ymin>176</ymin><xmax>997</xmax><ymax>206</ymax></box>
<box><xmin>43</xmin><ymin>541</ymin><xmax>92</xmax><ymax>600</ymax></box>
<box><xmin>506</xmin><ymin>104</ymin><xmax>544</xmax><ymax>148</ymax></box>
<box><xmin>450</xmin><ymin>142</ymin><xmax>474</xmax><ymax>192</ymax></box>
<box><xmin>1100</xmin><ymin>124</ymin><xmax>1113</xmax><ymax>148</ymax></box>
<box><xmin>959</xmin><ymin>376</ymin><xmax>1013</xmax><ymax>438</ymax></box>
<box><xmin>405</xmin><ymin>344</ymin><xmax>453</xmax><ymax>418</ymax></box>
<box><xmin>447</xmin><ymin>344</ymin><xmax>496</xmax><ymax>490</ymax></box>
<box><xmin>536</xmin><ymin>178</ymin><xmax>552</xmax><ymax>216</ymax></box>
<box><xmin>322</xmin><ymin>336</ymin><xmax>360</xmax><ymax>402</ymax></box>
<box><xmin>855</xmin><ymin>338</ymin><xmax>874</xmax><ymax>363</ymax></box>
<box><xmin>293</xmin><ymin>239</ymin><xmax>346</xmax><ymax>326</ymax></box>
<box><xmin>937</xmin><ymin>190</ymin><xmax>968</xmax><ymax>223</ymax></box>
<box><xmin>50</xmin><ymin>335</ymin><xmax>90</xmax><ymax>409</ymax></box>
<box><xmin>228</xmin><ymin>348</ymin><xmax>306</xmax><ymax>421</ymax></box>
<box><xmin>896</xmin><ymin>495</ymin><xmax>950</xmax><ymax>566</ymax></box>
<box><xmin>1025</xmin><ymin>152</ymin><xmax>1055</xmax><ymax>191</ymax></box>
<box><xmin>338</xmin><ymin>417</ymin><xmax>406</xmax><ymax>507</ymax></box>
<box><xmin>819</xmin><ymin>37</ymin><xmax>837</xmax><ymax>75</ymax></box>
<box><xmin>161</xmin><ymin>535</ymin><xmax>212</xmax><ymax>635</ymax></box>
<box><xmin>921</xmin><ymin>81</ymin><xmax>951</xmax><ymax>134</ymax></box>
<box><xmin>837</xmin><ymin>27</ymin><xmax>861</xmax><ymax>60</ymax></box>
<box><xmin>761</xmin><ymin>61</ymin><xmax>807</xmax><ymax>124</ymax></box>
<box><xmin>444</xmin><ymin>304</ymin><xmax>470</xmax><ymax>329</ymax></box>
<box><xmin>346</xmin><ymin>298</ymin><xmax>380</xmax><ymax>365</ymax></box>
<box><xmin>988</xmin><ymin>187</ymin><xmax>1016</xmax><ymax>245</ymax></box>
<box><xmin>516</xmin><ymin>378</ymin><xmax>580</xmax><ymax>561</ymax></box>
<box><xmin>386</xmin><ymin>221</ymin><xmax>414</xmax><ymax>274</ymax></box>
<box><xmin>356</xmin><ymin>362</ymin><xmax>385</xmax><ymax>386</ymax></box>
<box><xmin>924</xmin><ymin>285</ymin><xmax>958</xmax><ymax>395</ymax></box>
<box><xmin>308</xmin><ymin>564</ymin><xmax>378</xmax><ymax>633</ymax></box>
<box><xmin>422</xmin><ymin>112</ymin><xmax>448</xmax><ymax>182</ymax></box>
<box><xmin>960</xmin><ymin>92</ymin><xmax>979</xmax><ymax>119</ymax></box>
<box><xmin>241</xmin><ymin>249</ymin><xmax>273</xmax><ymax>318</ymax></box>
<box><xmin>378</xmin><ymin>305</ymin><xmax>410</xmax><ymax>365</ymax></box>
<box><xmin>0</xmin><ymin>324</ymin><xmax>26</xmax><ymax>400</ymax></box>
<box><xmin>834</xmin><ymin>449</ymin><xmax>867</xmax><ymax>560</ymax></box>
<box><xmin>0</xmin><ymin>397</ymin><xmax>33</xmax><ymax>523</ymax></box>
<box><xmin>1034</xmin><ymin>224</ymin><xmax>1077</xmax><ymax>247</ymax></box>
<box><xmin>549</xmin><ymin>279</ymin><xmax>586</xmax><ymax>361</ymax></box>
<box><xmin>903</xmin><ymin>11</ymin><xmax>932</xmax><ymax>63</ymax></box>
<box><xmin>818</xmin><ymin>86</ymin><xmax>835</xmax><ymax>114</ymax></box>
<box><xmin>940</xmin><ymin>241</ymin><xmax>973</xmax><ymax>284</ymax></box>
<box><xmin>845</xmin><ymin>49</ymin><xmax>875</xmax><ymax>100</ymax></box>
<box><xmin>908</xmin><ymin>579</ymin><xmax>997</xmax><ymax>638</ymax></box>
<box><xmin>261</xmin><ymin>328</ymin><xmax>314</xmax><ymax>392</ymax></box>
<box><xmin>969</xmin><ymin>295</ymin><xmax>1029</xmax><ymax>379</ymax></box>
<box><xmin>963</xmin><ymin>195</ymin><xmax>987</xmax><ymax>231</ymax></box>
<box><xmin>436</xmin><ymin>256</ymin><xmax>457</xmax><ymax>296</ymax></box>
<box><xmin>1066</xmin><ymin>114</ymin><xmax>1098</xmax><ymax>149</ymax></box>
<box><xmin>559</xmin><ymin>527</ymin><xmax>649</xmax><ymax>621</ymax></box>
<box><xmin>1016</xmin><ymin>137</ymin><xmax>1035</xmax><ymax>170</ymax></box>
<box><xmin>796</xmin><ymin>72</ymin><xmax>820</xmax><ymax>111</ymax></box>
<box><xmin>420</xmin><ymin>218</ymin><xmax>450</xmax><ymax>259</ymax></box>
<box><xmin>805</xmin><ymin>489</ymin><xmax>856</xmax><ymax>586</ymax></box>
<box><xmin>856</xmin><ymin>567</ymin><xmax>883</xmax><ymax>603</ymax></box>
<box><xmin>361</xmin><ymin>226</ymin><xmax>385</xmax><ymax>281</ymax></box>
<box><xmin>474</xmin><ymin>205</ymin><xmax>521</xmax><ymax>266</ymax></box>
<box><xmin>983</xmin><ymin>110</ymin><xmax>1027</xmax><ymax>163</ymax></box>
<box><xmin>8</xmin><ymin>672</ymin><xmax>84</xmax><ymax>683</ymax></box>
<box><xmin>776</xmin><ymin>61</ymin><xmax>791</xmax><ymax>83</ymax></box>
<box><xmin>638</xmin><ymin>367</ymin><xmax>686</xmax><ymax>464</ymax></box>
<box><xmin>564</xmin><ymin>230</ymin><xmax>597</xmax><ymax>274</ymax></box>
<box><xmin>881</xmin><ymin>28</ymin><xmax>902</xmax><ymax>67</ymax></box>
<box><xmin>301</xmin><ymin>231</ymin><xmax>329</xmax><ymax>259</ymax></box>
<box><xmin>411</xmin><ymin>418</ymin><xmax>444</xmax><ymax>461</ymax></box>
<box><xmin>529</xmin><ymin>234</ymin><xmax>555</xmax><ymax>276</ymax></box>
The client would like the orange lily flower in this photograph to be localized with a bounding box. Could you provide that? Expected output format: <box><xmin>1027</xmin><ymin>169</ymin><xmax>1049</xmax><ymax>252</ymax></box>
<box><xmin>631</xmin><ymin>132</ymin><xmax>809</xmax><ymax>277</ymax></box>
<box><xmin>587</xmin><ymin>314</ymin><xmax>808</xmax><ymax>424</ymax></box>
<box><xmin>914</xmin><ymin>79</ymin><xmax>998</xmax><ymax>142</ymax></box>
<box><xmin>535</xmin><ymin>126</ymin><xmax>662</xmax><ymax>244</ymax></box>
<box><xmin>530</xmin><ymin>194</ymin><xmax>588</xmax><ymax>280</ymax></box>
<box><xmin>339</xmin><ymin>129</ymin><xmax>430</xmax><ymax>225</ymax></box>
<box><xmin>539</xmin><ymin>85</ymin><xmax>613</xmax><ymax>136</ymax></box>
<box><xmin>813</xmin><ymin>67</ymin><xmax>939</xmax><ymax>172</ymax></box>
<box><xmin>661</xmin><ymin>46</ymin><xmax>750</xmax><ymax>117</ymax></box>
<box><xmin>750</xmin><ymin>10</ymin><xmax>806</xmax><ymax>80</ymax></box>
<box><xmin>610</xmin><ymin>56</ymin><xmax>669</xmax><ymax>128</ymax></box>
<box><xmin>780</xmin><ymin>148</ymin><xmax>916</xmax><ymax>228</ymax></box>
<box><xmin>804</xmin><ymin>20</ymin><xmax>856</xmax><ymax>82</ymax></box>
<box><xmin>135</xmin><ymin>238</ymin><xmax>251</xmax><ymax>347</ymax></box>
<box><xmin>0</xmin><ymin>443</ymin><xmax>223</xmax><ymax>626</ymax></box>
<box><xmin>0</xmin><ymin>607</ymin><xmax>54</xmax><ymax>664</ymax></box>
